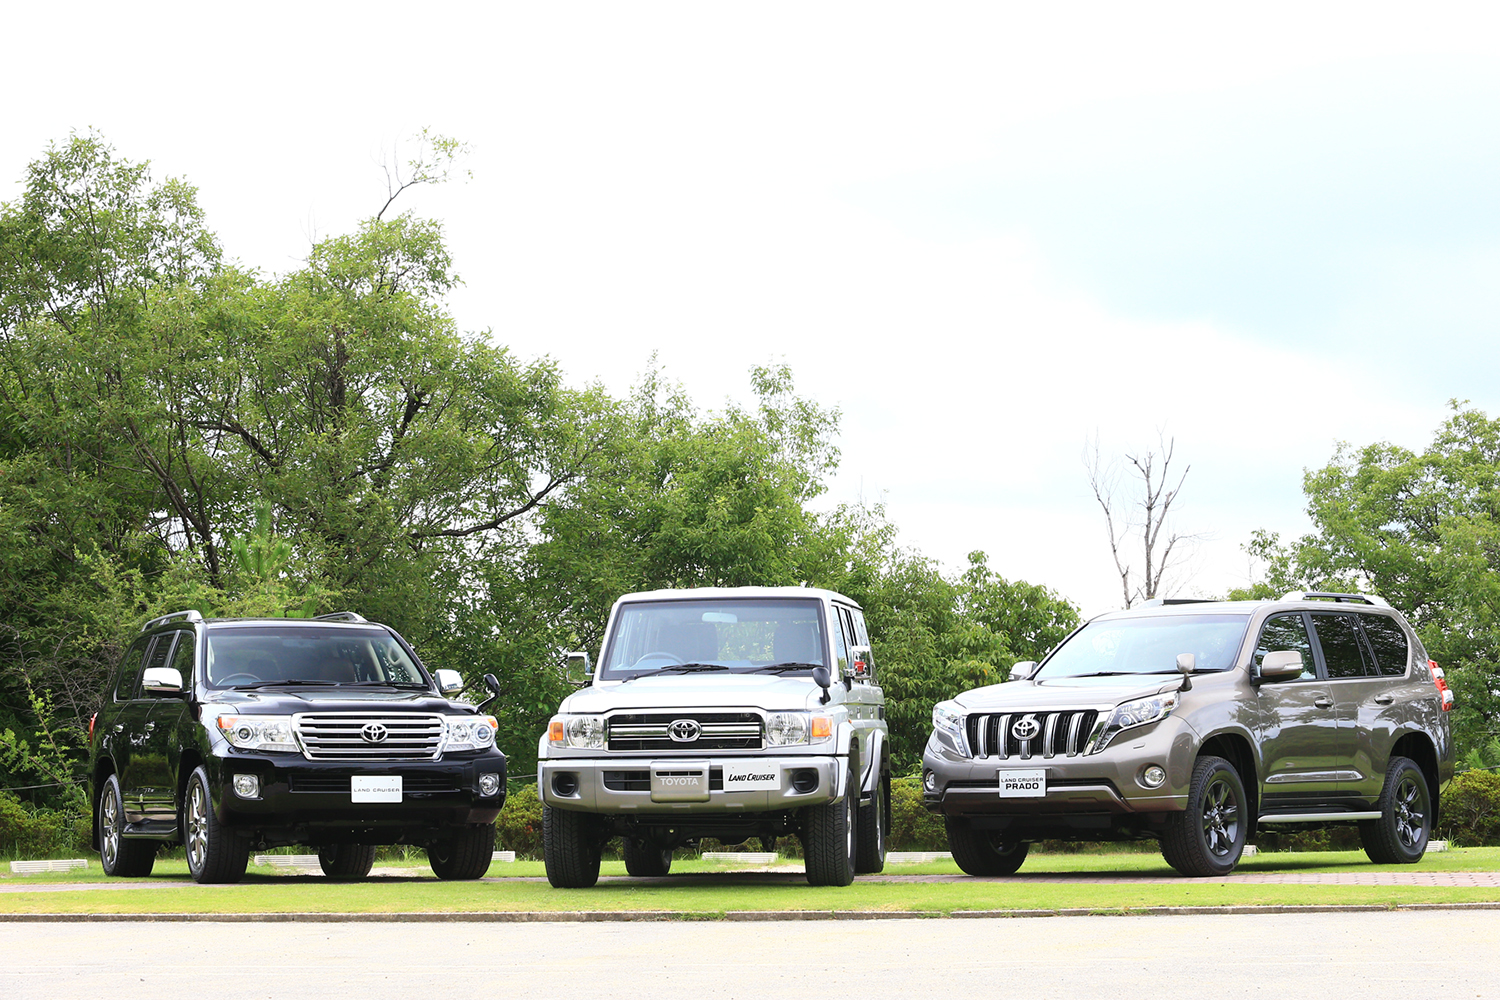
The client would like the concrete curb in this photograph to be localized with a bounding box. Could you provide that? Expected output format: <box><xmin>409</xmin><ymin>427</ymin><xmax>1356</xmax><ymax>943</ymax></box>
<box><xmin>6</xmin><ymin>901</ymin><xmax>1500</xmax><ymax>923</ymax></box>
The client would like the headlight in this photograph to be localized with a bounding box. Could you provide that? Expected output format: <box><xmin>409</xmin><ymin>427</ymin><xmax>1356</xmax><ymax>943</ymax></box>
<box><xmin>764</xmin><ymin>712</ymin><xmax>832</xmax><ymax>745</ymax></box>
<box><xmin>932</xmin><ymin>701</ymin><xmax>964</xmax><ymax>737</ymax></box>
<box><xmin>547</xmin><ymin>714</ymin><xmax>606</xmax><ymax>749</ymax></box>
<box><xmin>444</xmin><ymin>715</ymin><xmax>498</xmax><ymax>751</ymax></box>
<box><xmin>217</xmin><ymin>715</ymin><xmax>297</xmax><ymax>753</ymax></box>
<box><xmin>1087</xmin><ymin>693</ymin><xmax>1178</xmax><ymax>754</ymax></box>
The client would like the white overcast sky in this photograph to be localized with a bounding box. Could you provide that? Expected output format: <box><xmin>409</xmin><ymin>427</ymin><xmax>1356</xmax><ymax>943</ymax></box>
<box><xmin>6</xmin><ymin>2</ymin><xmax>1500</xmax><ymax>616</ymax></box>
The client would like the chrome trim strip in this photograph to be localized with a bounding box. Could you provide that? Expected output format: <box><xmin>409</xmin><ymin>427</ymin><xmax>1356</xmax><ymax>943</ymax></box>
<box><xmin>1258</xmin><ymin>812</ymin><xmax>1382</xmax><ymax>823</ymax></box>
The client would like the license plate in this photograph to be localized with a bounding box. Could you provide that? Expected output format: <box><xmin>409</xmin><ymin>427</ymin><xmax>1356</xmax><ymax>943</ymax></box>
<box><xmin>997</xmin><ymin>770</ymin><xmax>1046</xmax><ymax>798</ymax></box>
<box><xmin>722</xmin><ymin>760</ymin><xmax>779</xmax><ymax>792</ymax></box>
<box><xmin>351</xmin><ymin>775</ymin><xmax>402</xmax><ymax>802</ymax></box>
<box><xmin>650</xmin><ymin>762</ymin><xmax>710</xmax><ymax>802</ymax></box>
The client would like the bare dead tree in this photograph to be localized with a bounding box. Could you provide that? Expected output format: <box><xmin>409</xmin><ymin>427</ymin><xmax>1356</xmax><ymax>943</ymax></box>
<box><xmin>1086</xmin><ymin>433</ymin><xmax>1193</xmax><ymax>608</ymax></box>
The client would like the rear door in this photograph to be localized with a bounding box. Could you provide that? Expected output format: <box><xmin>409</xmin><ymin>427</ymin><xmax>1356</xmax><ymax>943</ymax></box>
<box><xmin>1318</xmin><ymin>612</ymin><xmax>1413</xmax><ymax>802</ymax></box>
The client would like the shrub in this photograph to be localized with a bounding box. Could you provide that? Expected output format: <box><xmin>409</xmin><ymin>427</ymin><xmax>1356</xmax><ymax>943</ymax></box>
<box><xmin>0</xmin><ymin>789</ymin><xmax>90</xmax><ymax>858</ymax></box>
<box><xmin>888</xmin><ymin>775</ymin><xmax>946</xmax><ymax>851</ymax></box>
<box><xmin>1438</xmin><ymin>768</ymin><xmax>1500</xmax><ymax>846</ymax></box>
<box><xmin>495</xmin><ymin>781</ymin><xmax>543</xmax><ymax>858</ymax></box>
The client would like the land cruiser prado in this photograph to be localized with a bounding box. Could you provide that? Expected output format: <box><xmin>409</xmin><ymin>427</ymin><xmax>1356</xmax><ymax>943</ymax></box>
<box><xmin>89</xmin><ymin>611</ymin><xmax>508</xmax><ymax>883</ymax></box>
<box><xmin>923</xmin><ymin>593</ymin><xmax>1454</xmax><ymax>877</ymax></box>
<box><xmin>538</xmin><ymin>587</ymin><xmax>889</xmax><ymax>887</ymax></box>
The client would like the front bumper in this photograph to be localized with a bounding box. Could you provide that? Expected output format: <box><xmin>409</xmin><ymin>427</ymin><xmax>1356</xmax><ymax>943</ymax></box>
<box><xmin>539</xmin><ymin>754</ymin><xmax>847</xmax><ymax>814</ymax></box>
<box><xmin>209</xmin><ymin>750</ymin><xmax>508</xmax><ymax>837</ymax></box>
<box><xmin>923</xmin><ymin>715</ymin><xmax>1196</xmax><ymax>820</ymax></box>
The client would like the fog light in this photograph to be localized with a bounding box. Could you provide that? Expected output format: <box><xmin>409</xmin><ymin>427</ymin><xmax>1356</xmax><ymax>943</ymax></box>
<box><xmin>1139</xmin><ymin>764</ymin><xmax>1167</xmax><ymax>789</ymax></box>
<box><xmin>552</xmin><ymin>772</ymin><xmax>579</xmax><ymax>797</ymax></box>
<box><xmin>790</xmin><ymin>768</ymin><xmax>818</xmax><ymax>794</ymax></box>
<box><xmin>923</xmin><ymin>770</ymin><xmax>936</xmax><ymax>792</ymax></box>
<box><xmin>478</xmin><ymin>772</ymin><xmax>501</xmax><ymax>797</ymax></box>
<box><xmin>232</xmin><ymin>773</ymin><xmax>261</xmax><ymax>799</ymax></box>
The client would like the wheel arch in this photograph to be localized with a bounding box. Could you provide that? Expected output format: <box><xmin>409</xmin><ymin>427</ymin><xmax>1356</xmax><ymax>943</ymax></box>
<box><xmin>1199</xmin><ymin>732</ymin><xmax>1259</xmax><ymax>822</ymax></box>
<box><xmin>1390</xmin><ymin>730</ymin><xmax>1441</xmax><ymax>827</ymax></box>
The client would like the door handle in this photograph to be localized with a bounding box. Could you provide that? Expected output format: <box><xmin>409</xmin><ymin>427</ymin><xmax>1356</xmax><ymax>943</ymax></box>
<box><xmin>1374</xmin><ymin>693</ymin><xmax>1395</xmax><ymax>705</ymax></box>
<box><xmin>1314</xmin><ymin>696</ymin><xmax>1333</xmax><ymax>709</ymax></box>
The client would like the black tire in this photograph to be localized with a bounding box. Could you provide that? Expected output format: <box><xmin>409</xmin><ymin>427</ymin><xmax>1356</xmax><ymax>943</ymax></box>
<box><xmin>803</xmin><ymin>765</ymin><xmax>857</xmax><ymax>886</ymax></box>
<box><xmin>1360</xmin><ymin>756</ymin><xmax>1431</xmax><ymax>864</ymax></box>
<box><xmin>945</xmin><ymin>817</ymin><xmax>1029</xmax><ymax>876</ymax></box>
<box><xmin>1161</xmin><ymin>755</ymin><xmax>1247</xmax><ymax>877</ymax></box>
<box><xmin>183</xmin><ymin>766</ymin><xmax>250</xmax><ymax>884</ymax></box>
<box><xmin>319</xmin><ymin>843</ymin><xmax>377</xmax><ymax>879</ymax></box>
<box><xmin>543</xmin><ymin>805</ymin><xmax>603</xmax><ymax>888</ymax></box>
<box><xmin>854</xmin><ymin>771</ymin><xmax>888</xmax><ymax>874</ymax></box>
<box><xmin>623</xmin><ymin>836</ymin><xmax>672</xmax><ymax>876</ymax></box>
<box><xmin>98</xmin><ymin>774</ymin><xmax>157</xmax><ymax>877</ymax></box>
<box><xmin>427</xmin><ymin>824</ymin><xmax>496</xmax><ymax>880</ymax></box>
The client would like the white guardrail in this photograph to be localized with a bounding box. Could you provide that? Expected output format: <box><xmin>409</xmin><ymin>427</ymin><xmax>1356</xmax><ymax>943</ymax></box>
<box><xmin>9</xmin><ymin>858</ymin><xmax>88</xmax><ymax>874</ymax></box>
<box><xmin>701</xmin><ymin>851</ymin><xmax>778</xmax><ymax>863</ymax></box>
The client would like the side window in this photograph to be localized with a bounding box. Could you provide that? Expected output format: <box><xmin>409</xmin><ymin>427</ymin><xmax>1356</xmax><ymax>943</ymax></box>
<box><xmin>1360</xmin><ymin>616</ymin><xmax>1411</xmax><ymax>677</ymax></box>
<box><xmin>167</xmin><ymin>631</ymin><xmax>196</xmax><ymax>688</ymax></box>
<box><xmin>113</xmin><ymin>638</ymin><xmax>150</xmax><ymax>701</ymax></box>
<box><xmin>831</xmin><ymin>606</ymin><xmax>851</xmax><ymax>676</ymax></box>
<box><xmin>1254</xmin><ymin>613</ymin><xmax>1316</xmax><ymax>681</ymax></box>
<box><xmin>848</xmin><ymin>608</ymin><xmax>875</xmax><ymax>679</ymax></box>
<box><xmin>1310</xmin><ymin>613</ymin><xmax>1374</xmax><ymax>679</ymax></box>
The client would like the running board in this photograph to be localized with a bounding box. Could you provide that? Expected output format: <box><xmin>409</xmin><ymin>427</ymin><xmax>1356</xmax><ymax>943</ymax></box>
<box><xmin>1258</xmin><ymin>812</ymin><xmax>1380</xmax><ymax>824</ymax></box>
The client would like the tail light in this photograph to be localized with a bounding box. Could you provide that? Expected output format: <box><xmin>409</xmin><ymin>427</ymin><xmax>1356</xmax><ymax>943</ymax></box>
<box><xmin>88</xmin><ymin>712</ymin><xmax>98</xmax><ymax>746</ymax></box>
<box><xmin>1429</xmin><ymin>660</ymin><xmax>1455</xmax><ymax>712</ymax></box>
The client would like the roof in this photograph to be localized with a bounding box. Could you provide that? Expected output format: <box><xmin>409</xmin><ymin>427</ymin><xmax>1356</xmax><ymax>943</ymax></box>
<box><xmin>613</xmin><ymin>585</ymin><xmax>860</xmax><ymax>609</ymax></box>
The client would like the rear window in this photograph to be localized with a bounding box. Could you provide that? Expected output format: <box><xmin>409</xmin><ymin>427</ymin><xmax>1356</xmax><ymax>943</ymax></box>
<box><xmin>1361</xmin><ymin>616</ymin><xmax>1411</xmax><ymax>677</ymax></box>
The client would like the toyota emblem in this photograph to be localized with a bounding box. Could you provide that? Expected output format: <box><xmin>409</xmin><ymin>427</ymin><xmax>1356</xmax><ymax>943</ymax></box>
<box><xmin>361</xmin><ymin>723</ymin><xmax>389</xmax><ymax>744</ymax></box>
<box><xmin>1011</xmin><ymin>715</ymin><xmax>1041</xmax><ymax>741</ymax></box>
<box><xmin>668</xmin><ymin>719</ymin><xmax>702</xmax><ymax>742</ymax></box>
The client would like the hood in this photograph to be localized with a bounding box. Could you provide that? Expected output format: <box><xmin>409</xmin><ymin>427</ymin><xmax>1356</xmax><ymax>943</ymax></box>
<box><xmin>560</xmin><ymin>674</ymin><xmax>823</xmax><ymax>713</ymax></box>
<box><xmin>201</xmin><ymin>688</ymin><xmax>476</xmax><ymax>714</ymax></box>
<box><xmin>954</xmin><ymin>675</ymin><xmax>1181</xmax><ymax>712</ymax></box>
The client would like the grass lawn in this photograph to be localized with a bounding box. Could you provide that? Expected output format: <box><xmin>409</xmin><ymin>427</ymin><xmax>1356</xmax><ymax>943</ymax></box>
<box><xmin>2</xmin><ymin>847</ymin><xmax>1499</xmax><ymax>916</ymax></box>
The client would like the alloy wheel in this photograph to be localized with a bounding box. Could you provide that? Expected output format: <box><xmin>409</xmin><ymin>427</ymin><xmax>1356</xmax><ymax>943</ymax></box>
<box><xmin>186</xmin><ymin>780</ymin><xmax>209</xmax><ymax>873</ymax></box>
<box><xmin>1394</xmin><ymin>775</ymin><xmax>1426</xmax><ymax>849</ymax></box>
<box><xmin>1200</xmin><ymin>775</ymin><xmax>1240</xmax><ymax>858</ymax></box>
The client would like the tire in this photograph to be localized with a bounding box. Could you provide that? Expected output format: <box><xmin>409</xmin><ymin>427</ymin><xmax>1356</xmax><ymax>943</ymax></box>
<box><xmin>944</xmin><ymin>817</ymin><xmax>1029</xmax><ymax>876</ymax></box>
<box><xmin>803</xmin><ymin>765</ymin><xmax>857</xmax><ymax>886</ymax></box>
<box><xmin>319</xmin><ymin>843</ymin><xmax>377</xmax><ymax>879</ymax></box>
<box><xmin>623</xmin><ymin>836</ymin><xmax>672</xmax><ymax>876</ymax></box>
<box><xmin>543</xmin><ymin>805</ymin><xmax>603</xmax><ymax>888</ymax></box>
<box><xmin>854</xmin><ymin>771</ymin><xmax>888</xmax><ymax>874</ymax></box>
<box><xmin>184</xmin><ymin>766</ymin><xmax>250</xmax><ymax>884</ymax></box>
<box><xmin>1360</xmin><ymin>756</ymin><xmax>1431</xmax><ymax>864</ymax></box>
<box><xmin>1161</xmin><ymin>755</ymin><xmax>1247</xmax><ymax>877</ymax></box>
<box><xmin>427</xmin><ymin>824</ymin><xmax>496</xmax><ymax>880</ymax></box>
<box><xmin>98</xmin><ymin>774</ymin><xmax>157</xmax><ymax>877</ymax></box>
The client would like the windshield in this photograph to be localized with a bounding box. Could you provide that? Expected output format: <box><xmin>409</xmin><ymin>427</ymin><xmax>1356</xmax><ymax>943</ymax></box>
<box><xmin>600</xmin><ymin>599</ymin><xmax>828</xmax><ymax>680</ymax></box>
<box><xmin>204</xmin><ymin>626</ymin><xmax>429</xmax><ymax>688</ymax></box>
<box><xmin>1037</xmin><ymin>614</ymin><xmax>1250</xmax><ymax>679</ymax></box>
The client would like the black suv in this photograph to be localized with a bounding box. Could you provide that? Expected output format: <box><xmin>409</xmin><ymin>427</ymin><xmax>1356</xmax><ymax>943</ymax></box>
<box><xmin>89</xmin><ymin>611</ymin><xmax>507</xmax><ymax>883</ymax></box>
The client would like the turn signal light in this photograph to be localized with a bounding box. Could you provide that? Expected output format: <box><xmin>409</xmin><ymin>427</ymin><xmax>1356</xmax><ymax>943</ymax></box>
<box><xmin>810</xmin><ymin>715</ymin><xmax>833</xmax><ymax>740</ymax></box>
<box><xmin>548</xmin><ymin>720</ymin><xmax>565</xmax><ymax>743</ymax></box>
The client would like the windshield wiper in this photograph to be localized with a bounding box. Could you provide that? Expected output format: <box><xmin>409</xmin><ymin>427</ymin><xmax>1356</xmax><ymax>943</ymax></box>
<box><xmin>233</xmin><ymin>679</ymin><xmax>334</xmax><ymax>688</ymax></box>
<box><xmin>750</xmin><ymin>662</ymin><xmax>821</xmax><ymax>674</ymax></box>
<box><xmin>335</xmin><ymin>681</ymin><xmax>429</xmax><ymax>688</ymax></box>
<box><xmin>1055</xmin><ymin>671</ymin><xmax>1139</xmax><ymax>678</ymax></box>
<box><xmin>653</xmin><ymin>663</ymin><xmax>731</xmax><ymax>675</ymax></box>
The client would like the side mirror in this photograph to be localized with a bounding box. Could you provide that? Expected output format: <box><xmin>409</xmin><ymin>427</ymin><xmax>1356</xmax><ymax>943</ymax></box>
<box><xmin>1009</xmin><ymin>661</ymin><xmax>1038</xmax><ymax>681</ymax></box>
<box><xmin>141</xmin><ymin>666</ymin><xmax>184</xmax><ymax>695</ymax></box>
<box><xmin>811</xmin><ymin>665</ymin><xmax>832</xmax><ymax>704</ymax></box>
<box><xmin>476</xmin><ymin>672</ymin><xmax>501</xmax><ymax>712</ymax></box>
<box><xmin>1257</xmin><ymin>649</ymin><xmax>1305</xmax><ymax>682</ymax></box>
<box><xmin>1176</xmin><ymin>652</ymin><xmax>1195</xmax><ymax>691</ymax></box>
<box><xmin>434</xmin><ymin>669</ymin><xmax>465</xmax><ymax>694</ymax></box>
<box><xmin>564</xmin><ymin>651</ymin><xmax>593</xmax><ymax>688</ymax></box>
<box><xmin>849</xmin><ymin>645</ymin><xmax>874</xmax><ymax>681</ymax></box>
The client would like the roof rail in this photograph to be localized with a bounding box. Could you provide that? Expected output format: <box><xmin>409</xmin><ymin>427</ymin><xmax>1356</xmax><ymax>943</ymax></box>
<box><xmin>1139</xmin><ymin>598</ymin><xmax>1217</xmax><ymax>608</ymax></box>
<box><xmin>1281</xmin><ymin>591</ymin><xmax>1391</xmax><ymax>608</ymax></box>
<box><xmin>141</xmin><ymin>610</ymin><xmax>205</xmax><ymax>632</ymax></box>
<box><xmin>313</xmin><ymin>612</ymin><xmax>368</xmax><ymax>623</ymax></box>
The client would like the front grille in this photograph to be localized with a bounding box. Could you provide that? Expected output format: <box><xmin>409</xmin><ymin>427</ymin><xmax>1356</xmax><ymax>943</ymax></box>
<box><xmin>965</xmin><ymin>710</ymin><xmax>1100</xmax><ymax>759</ymax></box>
<box><xmin>294</xmin><ymin>713</ymin><xmax>445</xmax><ymax>761</ymax></box>
<box><xmin>288</xmin><ymin>773</ymin><xmax>459</xmax><ymax>794</ymax></box>
<box><xmin>607</xmin><ymin>712</ymin><xmax>762</xmax><ymax>752</ymax></box>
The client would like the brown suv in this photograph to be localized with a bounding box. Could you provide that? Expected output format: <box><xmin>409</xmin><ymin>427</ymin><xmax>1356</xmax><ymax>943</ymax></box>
<box><xmin>922</xmin><ymin>593</ymin><xmax>1454</xmax><ymax>877</ymax></box>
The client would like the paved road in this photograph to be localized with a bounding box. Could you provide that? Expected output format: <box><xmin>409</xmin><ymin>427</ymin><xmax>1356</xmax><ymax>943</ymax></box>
<box><xmin>2</xmin><ymin>910</ymin><xmax>1494</xmax><ymax>999</ymax></box>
